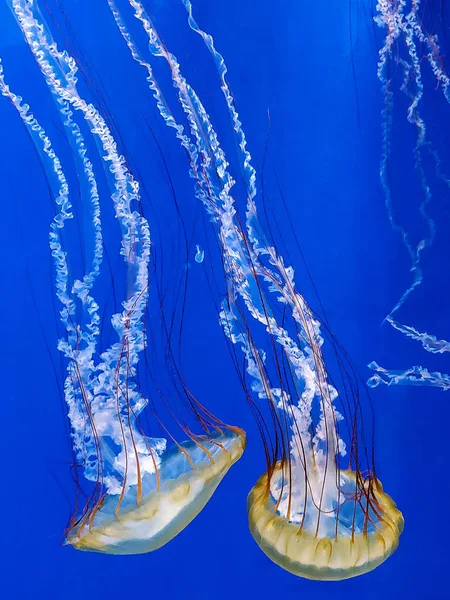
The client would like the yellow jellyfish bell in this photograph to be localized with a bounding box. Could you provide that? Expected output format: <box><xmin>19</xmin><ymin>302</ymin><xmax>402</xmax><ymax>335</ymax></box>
<box><xmin>248</xmin><ymin>466</ymin><xmax>403</xmax><ymax>580</ymax></box>
<box><xmin>67</xmin><ymin>428</ymin><xmax>245</xmax><ymax>554</ymax></box>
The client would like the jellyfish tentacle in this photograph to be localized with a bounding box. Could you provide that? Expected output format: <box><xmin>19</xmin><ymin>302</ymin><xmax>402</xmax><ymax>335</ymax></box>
<box><xmin>369</xmin><ymin>1</ymin><xmax>450</xmax><ymax>392</ymax></box>
<box><xmin>376</xmin><ymin>0</ymin><xmax>436</xmax><ymax>319</ymax></box>
<box><xmin>387</xmin><ymin>317</ymin><xmax>450</xmax><ymax>354</ymax></box>
<box><xmin>368</xmin><ymin>361</ymin><xmax>450</xmax><ymax>390</ymax></box>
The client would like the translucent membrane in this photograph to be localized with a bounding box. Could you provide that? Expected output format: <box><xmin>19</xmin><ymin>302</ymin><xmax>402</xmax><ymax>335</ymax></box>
<box><xmin>67</xmin><ymin>429</ymin><xmax>245</xmax><ymax>554</ymax></box>
<box><xmin>248</xmin><ymin>463</ymin><xmax>404</xmax><ymax>581</ymax></box>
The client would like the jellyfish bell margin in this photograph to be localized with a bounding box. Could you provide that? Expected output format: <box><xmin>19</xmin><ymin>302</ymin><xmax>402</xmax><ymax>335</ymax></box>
<box><xmin>65</xmin><ymin>427</ymin><xmax>245</xmax><ymax>555</ymax></box>
<box><xmin>247</xmin><ymin>465</ymin><xmax>403</xmax><ymax>581</ymax></box>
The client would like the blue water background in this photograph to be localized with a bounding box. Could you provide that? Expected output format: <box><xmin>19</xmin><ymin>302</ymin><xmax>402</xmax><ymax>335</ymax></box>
<box><xmin>1</xmin><ymin>1</ymin><xmax>449</xmax><ymax>598</ymax></box>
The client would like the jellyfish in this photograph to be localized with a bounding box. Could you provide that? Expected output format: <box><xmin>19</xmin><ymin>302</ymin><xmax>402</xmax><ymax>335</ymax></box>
<box><xmin>368</xmin><ymin>0</ymin><xmax>450</xmax><ymax>391</ymax></box>
<box><xmin>3</xmin><ymin>0</ymin><xmax>244</xmax><ymax>554</ymax></box>
<box><xmin>105</xmin><ymin>0</ymin><xmax>404</xmax><ymax>578</ymax></box>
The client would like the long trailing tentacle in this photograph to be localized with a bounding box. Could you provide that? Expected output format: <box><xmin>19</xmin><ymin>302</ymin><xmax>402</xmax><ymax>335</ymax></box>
<box><xmin>370</xmin><ymin>0</ymin><xmax>450</xmax><ymax>391</ymax></box>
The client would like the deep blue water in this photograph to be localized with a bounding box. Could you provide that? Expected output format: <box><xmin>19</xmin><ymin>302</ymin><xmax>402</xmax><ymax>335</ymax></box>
<box><xmin>1</xmin><ymin>1</ymin><xmax>449</xmax><ymax>598</ymax></box>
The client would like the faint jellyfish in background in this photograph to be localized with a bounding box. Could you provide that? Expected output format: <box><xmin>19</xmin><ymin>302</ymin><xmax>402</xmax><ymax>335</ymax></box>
<box><xmin>368</xmin><ymin>0</ymin><xmax>450</xmax><ymax>391</ymax></box>
<box><xmin>3</xmin><ymin>0</ymin><xmax>244</xmax><ymax>554</ymax></box>
<box><xmin>106</xmin><ymin>0</ymin><xmax>404</xmax><ymax>578</ymax></box>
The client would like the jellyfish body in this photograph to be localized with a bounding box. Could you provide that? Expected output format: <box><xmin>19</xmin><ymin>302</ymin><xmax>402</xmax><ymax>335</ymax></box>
<box><xmin>4</xmin><ymin>0</ymin><xmax>244</xmax><ymax>554</ymax></box>
<box><xmin>248</xmin><ymin>467</ymin><xmax>402</xmax><ymax>580</ymax></box>
<box><xmin>102</xmin><ymin>0</ymin><xmax>404</xmax><ymax>578</ymax></box>
<box><xmin>67</xmin><ymin>429</ymin><xmax>244</xmax><ymax>554</ymax></box>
